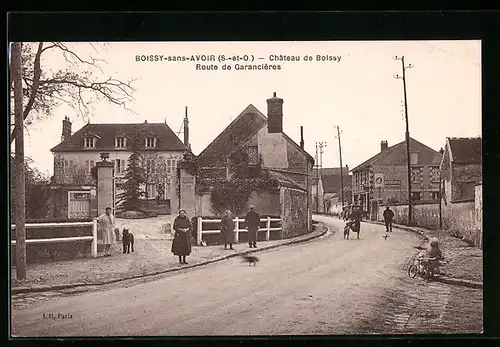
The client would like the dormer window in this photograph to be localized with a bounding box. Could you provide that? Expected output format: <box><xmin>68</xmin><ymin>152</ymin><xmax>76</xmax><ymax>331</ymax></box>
<box><xmin>145</xmin><ymin>137</ymin><xmax>157</xmax><ymax>148</ymax></box>
<box><xmin>115</xmin><ymin>137</ymin><xmax>127</xmax><ymax>148</ymax></box>
<box><xmin>84</xmin><ymin>137</ymin><xmax>96</xmax><ymax>148</ymax></box>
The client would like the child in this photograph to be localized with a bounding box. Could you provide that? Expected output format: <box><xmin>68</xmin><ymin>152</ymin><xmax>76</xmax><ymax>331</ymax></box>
<box><xmin>425</xmin><ymin>237</ymin><xmax>444</xmax><ymax>276</ymax></box>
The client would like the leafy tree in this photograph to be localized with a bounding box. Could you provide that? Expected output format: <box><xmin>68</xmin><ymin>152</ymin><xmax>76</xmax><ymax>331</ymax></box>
<box><xmin>116</xmin><ymin>140</ymin><xmax>145</xmax><ymax>211</ymax></box>
<box><xmin>10</xmin><ymin>156</ymin><xmax>52</xmax><ymax>220</ymax></box>
<box><xmin>10</xmin><ymin>42</ymin><xmax>136</xmax><ymax>144</ymax></box>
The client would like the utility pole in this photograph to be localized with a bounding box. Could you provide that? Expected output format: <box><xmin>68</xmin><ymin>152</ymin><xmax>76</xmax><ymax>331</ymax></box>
<box><xmin>315</xmin><ymin>141</ymin><xmax>327</xmax><ymax>212</ymax></box>
<box><xmin>12</xmin><ymin>42</ymin><xmax>27</xmax><ymax>279</ymax></box>
<box><xmin>336</xmin><ymin>126</ymin><xmax>345</xmax><ymax>207</ymax></box>
<box><xmin>394</xmin><ymin>55</ymin><xmax>414</xmax><ymax>225</ymax></box>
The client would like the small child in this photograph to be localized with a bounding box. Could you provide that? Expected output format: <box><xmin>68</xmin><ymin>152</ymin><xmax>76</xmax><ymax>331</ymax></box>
<box><xmin>425</xmin><ymin>237</ymin><xmax>444</xmax><ymax>276</ymax></box>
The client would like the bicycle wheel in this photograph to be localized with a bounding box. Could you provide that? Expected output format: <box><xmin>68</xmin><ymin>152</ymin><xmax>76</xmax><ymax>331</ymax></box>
<box><xmin>408</xmin><ymin>264</ymin><xmax>418</xmax><ymax>278</ymax></box>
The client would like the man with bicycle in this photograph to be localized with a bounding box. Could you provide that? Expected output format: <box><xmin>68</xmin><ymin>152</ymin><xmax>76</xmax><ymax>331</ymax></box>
<box><xmin>346</xmin><ymin>205</ymin><xmax>362</xmax><ymax>239</ymax></box>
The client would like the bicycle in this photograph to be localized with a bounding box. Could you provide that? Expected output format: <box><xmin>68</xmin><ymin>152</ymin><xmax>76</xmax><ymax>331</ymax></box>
<box><xmin>408</xmin><ymin>256</ymin><xmax>438</xmax><ymax>279</ymax></box>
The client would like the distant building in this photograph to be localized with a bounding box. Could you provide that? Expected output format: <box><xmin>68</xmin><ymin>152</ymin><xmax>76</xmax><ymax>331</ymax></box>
<box><xmin>50</xmin><ymin>116</ymin><xmax>191</xmax><ymax>218</ymax></box>
<box><xmin>440</xmin><ymin>137</ymin><xmax>482</xmax><ymax>204</ymax></box>
<box><xmin>312</xmin><ymin>167</ymin><xmax>352</xmax><ymax>214</ymax></box>
<box><xmin>351</xmin><ymin>138</ymin><xmax>443</xmax><ymax>220</ymax></box>
<box><xmin>194</xmin><ymin>93</ymin><xmax>315</xmax><ymax>236</ymax></box>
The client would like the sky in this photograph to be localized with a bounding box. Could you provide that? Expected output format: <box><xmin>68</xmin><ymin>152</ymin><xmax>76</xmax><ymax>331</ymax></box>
<box><xmin>20</xmin><ymin>40</ymin><xmax>481</xmax><ymax>176</ymax></box>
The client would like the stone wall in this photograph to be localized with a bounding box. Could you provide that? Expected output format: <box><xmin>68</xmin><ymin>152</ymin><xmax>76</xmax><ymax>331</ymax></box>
<box><xmin>281</xmin><ymin>187</ymin><xmax>308</xmax><ymax>238</ymax></box>
<box><xmin>195</xmin><ymin>189</ymin><xmax>280</xmax><ymax>217</ymax></box>
<box><xmin>378</xmin><ymin>202</ymin><xmax>440</xmax><ymax>229</ymax></box>
<box><xmin>451</xmin><ymin>163</ymin><xmax>482</xmax><ymax>202</ymax></box>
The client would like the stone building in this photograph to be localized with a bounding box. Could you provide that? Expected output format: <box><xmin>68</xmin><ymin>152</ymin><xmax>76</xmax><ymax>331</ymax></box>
<box><xmin>440</xmin><ymin>137</ymin><xmax>482</xmax><ymax>246</ymax></box>
<box><xmin>193</xmin><ymin>93</ymin><xmax>315</xmax><ymax>237</ymax></box>
<box><xmin>49</xmin><ymin>115</ymin><xmax>191</xmax><ymax>219</ymax></box>
<box><xmin>351</xmin><ymin>138</ymin><xmax>443</xmax><ymax>220</ymax></box>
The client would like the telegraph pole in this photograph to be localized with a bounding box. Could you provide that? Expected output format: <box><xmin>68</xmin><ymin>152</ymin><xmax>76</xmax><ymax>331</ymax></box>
<box><xmin>394</xmin><ymin>55</ymin><xmax>414</xmax><ymax>225</ymax></box>
<box><xmin>336</xmin><ymin>126</ymin><xmax>345</xmax><ymax>207</ymax></box>
<box><xmin>315</xmin><ymin>141</ymin><xmax>327</xmax><ymax>212</ymax></box>
<box><xmin>12</xmin><ymin>42</ymin><xmax>27</xmax><ymax>279</ymax></box>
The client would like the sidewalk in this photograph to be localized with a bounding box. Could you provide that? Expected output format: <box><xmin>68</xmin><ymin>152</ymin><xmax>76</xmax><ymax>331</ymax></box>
<box><xmin>11</xmin><ymin>223</ymin><xmax>329</xmax><ymax>294</ymax></box>
<box><xmin>366</xmin><ymin>220</ymin><xmax>483</xmax><ymax>287</ymax></box>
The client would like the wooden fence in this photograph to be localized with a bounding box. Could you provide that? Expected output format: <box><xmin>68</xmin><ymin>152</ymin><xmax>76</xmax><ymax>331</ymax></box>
<box><xmin>11</xmin><ymin>220</ymin><xmax>98</xmax><ymax>258</ymax></box>
<box><xmin>196</xmin><ymin>216</ymin><xmax>282</xmax><ymax>246</ymax></box>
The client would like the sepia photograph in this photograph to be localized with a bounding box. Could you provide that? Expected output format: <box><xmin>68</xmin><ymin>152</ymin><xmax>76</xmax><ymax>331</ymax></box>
<box><xmin>9</xmin><ymin>40</ymin><xmax>482</xmax><ymax>337</ymax></box>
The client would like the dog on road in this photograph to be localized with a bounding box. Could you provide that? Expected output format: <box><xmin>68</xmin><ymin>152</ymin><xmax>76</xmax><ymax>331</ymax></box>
<box><xmin>122</xmin><ymin>228</ymin><xmax>135</xmax><ymax>254</ymax></box>
<box><xmin>241</xmin><ymin>254</ymin><xmax>259</xmax><ymax>266</ymax></box>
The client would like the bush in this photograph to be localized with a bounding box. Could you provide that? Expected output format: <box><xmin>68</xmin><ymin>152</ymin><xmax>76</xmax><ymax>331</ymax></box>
<box><xmin>116</xmin><ymin>210</ymin><xmax>148</xmax><ymax>219</ymax></box>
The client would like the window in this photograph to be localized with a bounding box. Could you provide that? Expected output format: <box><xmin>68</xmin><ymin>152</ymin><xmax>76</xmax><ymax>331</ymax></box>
<box><xmin>166</xmin><ymin>159</ymin><xmax>172</xmax><ymax>174</ymax></box>
<box><xmin>430</xmin><ymin>166</ymin><xmax>440</xmax><ymax>183</ymax></box>
<box><xmin>85</xmin><ymin>160</ymin><xmax>95</xmax><ymax>175</ymax></box>
<box><xmin>84</xmin><ymin>137</ymin><xmax>95</xmax><ymax>148</ymax></box>
<box><xmin>115</xmin><ymin>159</ymin><xmax>126</xmax><ymax>174</ymax></box>
<box><xmin>411</xmin><ymin>192</ymin><xmax>421</xmax><ymax>201</ymax></box>
<box><xmin>430</xmin><ymin>192</ymin><xmax>439</xmax><ymax>201</ymax></box>
<box><xmin>115</xmin><ymin>137</ymin><xmax>126</xmax><ymax>148</ymax></box>
<box><xmin>145</xmin><ymin>137</ymin><xmax>156</xmax><ymax>148</ymax></box>
<box><xmin>410</xmin><ymin>152</ymin><xmax>419</xmax><ymax>165</ymax></box>
<box><xmin>411</xmin><ymin>167</ymin><xmax>421</xmax><ymax>183</ymax></box>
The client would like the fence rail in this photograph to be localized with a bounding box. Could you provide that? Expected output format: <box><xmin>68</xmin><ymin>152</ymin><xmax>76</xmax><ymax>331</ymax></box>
<box><xmin>196</xmin><ymin>216</ymin><xmax>281</xmax><ymax>245</ymax></box>
<box><xmin>10</xmin><ymin>220</ymin><xmax>98</xmax><ymax>258</ymax></box>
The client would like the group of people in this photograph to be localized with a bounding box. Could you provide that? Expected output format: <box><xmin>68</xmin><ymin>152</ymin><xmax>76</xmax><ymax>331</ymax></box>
<box><xmin>171</xmin><ymin>205</ymin><xmax>261</xmax><ymax>265</ymax></box>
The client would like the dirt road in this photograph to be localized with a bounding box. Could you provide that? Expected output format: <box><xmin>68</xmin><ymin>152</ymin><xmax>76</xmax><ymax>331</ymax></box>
<box><xmin>12</xmin><ymin>216</ymin><xmax>480</xmax><ymax>336</ymax></box>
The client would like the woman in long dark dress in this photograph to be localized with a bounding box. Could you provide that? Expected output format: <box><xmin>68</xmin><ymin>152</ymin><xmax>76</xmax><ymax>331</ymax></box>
<box><xmin>171</xmin><ymin>209</ymin><xmax>192</xmax><ymax>264</ymax></box>
<box><xmin>220</xmin><ymin>210</ymin><xmax>235</xmax><ymax>250</ymax></box>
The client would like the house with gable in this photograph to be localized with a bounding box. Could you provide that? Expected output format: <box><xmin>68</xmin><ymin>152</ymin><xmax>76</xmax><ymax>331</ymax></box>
<box><xmin>351</xmin><ymin>138</ymin><xmax>443</xmax><ymax>220</ymax></box>
<box><xmin>193</xmin><ymin>92</ymin><xmax>315</xmax><ymax>237</ymax></box>
<box><xmin>50</xmin><ymin>115</ymin><xmax>191</xmax><ymax>219</ymax></box>
<box><xmin>439</xmin><ymin>137</ymin><xmax>482</xmax><ymax>246</ymax></box>
<box><xmin>311</xmin><ymin>167</ymin><xmax>352</xmax><ymax>214</ymax></box>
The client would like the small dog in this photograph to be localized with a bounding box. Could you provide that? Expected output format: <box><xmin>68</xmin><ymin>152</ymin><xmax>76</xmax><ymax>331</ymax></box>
<box><xmin>122</xmin><ymin>228</ymin><xmax>135</xmax><ymax>254</ymax></box>
<box><xmin>241</xmin><ymin>255</ymin><xmax>259</xmax><ymax>266</ymax></box>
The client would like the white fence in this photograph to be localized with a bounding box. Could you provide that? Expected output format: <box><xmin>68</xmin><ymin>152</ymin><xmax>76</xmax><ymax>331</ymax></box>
<box><xmin>11</xmin><ymin>220</ymin><xmax>98</xmax><ymax>258</ymax></box>
<box><xmin>196</xmin><ymin>216</ymin><xmax>281</xmax><ymax>246</ymax></box>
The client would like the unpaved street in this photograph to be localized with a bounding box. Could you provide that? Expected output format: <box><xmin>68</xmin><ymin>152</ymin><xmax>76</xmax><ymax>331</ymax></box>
<box><xmin>11</xmin><ymin>216</ymin><xmax>481</xmax><ymax>336</ymax></box>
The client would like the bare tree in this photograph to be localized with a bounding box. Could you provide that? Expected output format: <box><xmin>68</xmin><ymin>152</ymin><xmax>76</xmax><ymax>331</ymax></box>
<box><xmin>141</xmin><ymin>153</ymin><xmax>168</xmax><ymax>200</ymax></box>
<box><xmin>10</xmin><ymin>42</ymin><xmax>136</xmax><ymax>144</ymax></box>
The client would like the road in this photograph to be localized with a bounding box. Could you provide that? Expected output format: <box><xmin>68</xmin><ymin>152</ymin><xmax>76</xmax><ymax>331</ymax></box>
<box><xmin>11</xmin><ymin>216</ymin><xmax>480</xmax><ymax>336</ymax></box>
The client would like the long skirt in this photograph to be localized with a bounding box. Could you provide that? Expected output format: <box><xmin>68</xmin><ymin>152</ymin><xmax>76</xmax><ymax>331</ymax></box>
<box><xmin>102</xmin><ymin>227</ymin><xmax>116</xmax><ymax>245</ymax></box>
<box><xmin>220</xmin><ymin>229</ymin><xmax>235</xmax><ymax>244</ymax></box>
<box><xmin>171</xmin><ymin>230</ymin><xmax>191</xmax><ymax>256</ymax></box>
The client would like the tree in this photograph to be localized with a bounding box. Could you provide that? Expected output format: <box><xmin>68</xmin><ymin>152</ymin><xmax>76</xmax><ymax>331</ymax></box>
<box><xmin>117</xmin><ymin>142</ymin><xmax>145</xmax><ymax>212</ymax></box>
<box><xmin>10</xmin><ymin>42</ymin><xmax>136</xmax><ymax>145</ymax></box>
<box><xmin>141</xmin><ymin>152</ymin><xmax>169</xmax><ymax>200</ymax></box>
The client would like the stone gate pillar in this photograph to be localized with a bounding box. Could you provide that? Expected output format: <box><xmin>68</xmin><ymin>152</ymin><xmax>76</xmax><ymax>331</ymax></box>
<box><xmin>169</xmin><ymin>175</ymin><xmax>179</xmax><ymax>215</ymax></box>
<box><xmin>179</xmin><ymin>167</ymin><xmax>196</xmax><ymax>218</ymax></box>
<box><xmin>96</xmin><ymin>152</ymin><xmax>114</xmax><ymax>216</ymax></box>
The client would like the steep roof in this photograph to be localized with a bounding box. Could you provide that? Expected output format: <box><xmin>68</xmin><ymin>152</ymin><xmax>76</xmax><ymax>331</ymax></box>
<box><xmin>313</xmin><ymin>167</ymin><xmax>349</xmax><ymax>177</ymax></box>
<box><xmin>447</xmin><ymin>137</ymin><xmax>482</xmax><ymax>163</ymax></box>
<box><xmin>197</xmin><ymin>104</ymin><xmax>314</xmax><ymax>166</ymax></box>
<box><xmin>51</xmin><ymin>122</ymin><xmax>189</xmax><ymax>152</ymax></box>
<box><xmin>322</xmin><ymin>174</ymin><xmax>352</xmax><ymax>194</ymax></box>
<box><xmin>351</xmin><ymin>138</ymin><xmax>442</xmax><ymax>172</ymax></box>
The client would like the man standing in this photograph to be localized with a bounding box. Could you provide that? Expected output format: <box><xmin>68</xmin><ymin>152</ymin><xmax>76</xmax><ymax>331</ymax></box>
<box><xmin>97</xmin><ymin>207</ymin><xmax>116</xmax><ymax>256</ymax></box>
<box><xmin>245</xmin><ymin>205</ymin><xmax>260</xmax><ymax>248</ymax></box>
<box><xmin>383</xmin><ymin>206</ymin><xmax>395</xmax><ymax>232</ymax></box>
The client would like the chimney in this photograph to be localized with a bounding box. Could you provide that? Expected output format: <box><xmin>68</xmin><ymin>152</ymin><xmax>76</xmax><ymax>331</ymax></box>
<box><xmin>61</xmin><ymin>116</ymin><xmax>72</xmax><ymax>142</ymax></box>
<box><xmin>381</xmin><ymin>140</ymin><xmax>388</xmax><ymax>152</ymax></box>
<box><xmin>266</xmin><ymin>92</ymin><xmax>283</xmax><ymax>133</ymax></box>
<box><xmin>184</xmin><ymin>106</ymin><xmax>190</xmax><ymax>148</ymax></box>
<box><xmin>439</xmin><ymin>147</ymin><xmax>444</xmax><ymax>155</ymax></box>
<box><xmin>300</xmin><ymin>126</ymin><xmax>304</xmax><ymax>149</ymax></box>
